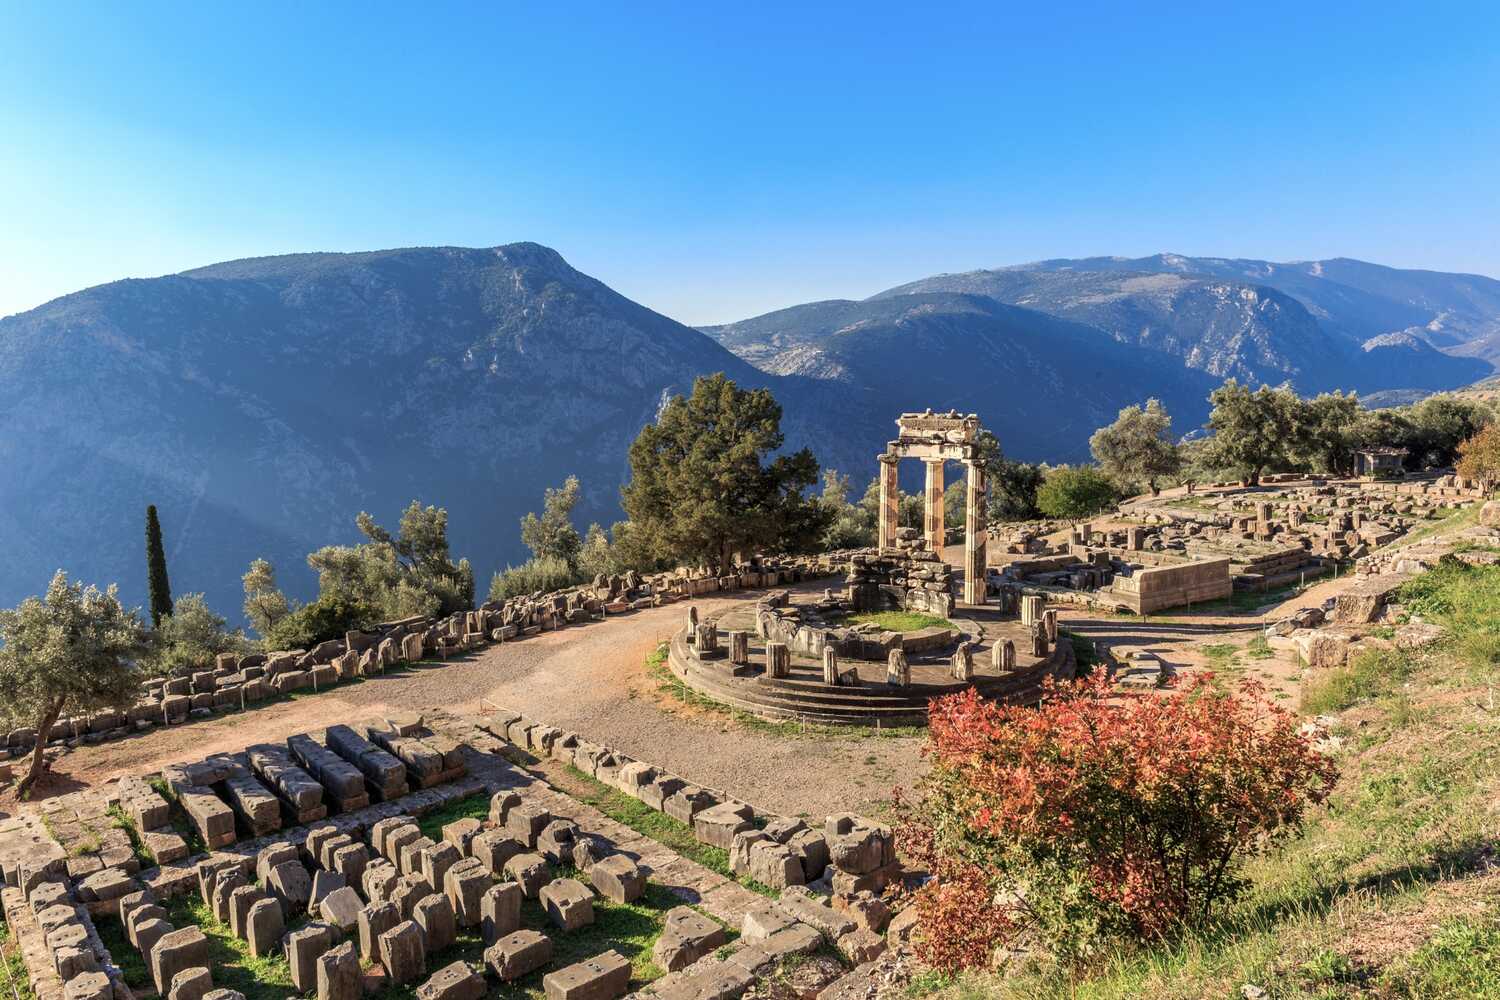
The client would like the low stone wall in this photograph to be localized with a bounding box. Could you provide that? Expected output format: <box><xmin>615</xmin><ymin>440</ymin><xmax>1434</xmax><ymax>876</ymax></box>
<box><xmin>845</xmin><ymin>546</ymin><xmax>955</xmax><ymax>618</ymax></box>
<box><xmin>1108</xmin><ymin>557</ymin><xmax>1233</xmax><ymax>614</ymax></box>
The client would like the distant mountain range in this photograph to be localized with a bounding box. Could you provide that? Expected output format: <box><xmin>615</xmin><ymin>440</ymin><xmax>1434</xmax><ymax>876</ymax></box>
<box><xmin>2</xmin><ymin>245</ymin><xmax>1496</xmax><ymax>622</ymax></box>
<box><xmin>707</xmin><ymin>254</ymin><xmax>1498</xmax><ymax>396</ymax></box>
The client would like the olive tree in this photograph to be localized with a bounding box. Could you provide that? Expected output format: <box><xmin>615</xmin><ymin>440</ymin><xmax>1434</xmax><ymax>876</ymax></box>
<box><xmin>0</xmin><ymin>571</ymin><xmax>147</xmax><ymax>796</ymax></box>
<box><xmin>1089</xmin><ymin>399</ymin><xmax>1181</xmax><ymax>496</ymax></box>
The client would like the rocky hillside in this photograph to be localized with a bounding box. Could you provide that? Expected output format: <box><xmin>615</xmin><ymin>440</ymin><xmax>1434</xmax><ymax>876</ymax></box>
<box><xmin>870</xmin><ymin>259</ymin><xmax>1493</xmax><ymax>393</ymax></box>
<box><xmin>0</xmin><ymin>244</ymin><xmax>880</xmax><ymax>619</ymax></box>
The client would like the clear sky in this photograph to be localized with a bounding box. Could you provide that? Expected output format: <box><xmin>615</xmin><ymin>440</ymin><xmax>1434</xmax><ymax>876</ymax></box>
<box><xmin>2</xmin><ymin>2</ymin><xmax>1498</xmax><ymax>326</ymax></box>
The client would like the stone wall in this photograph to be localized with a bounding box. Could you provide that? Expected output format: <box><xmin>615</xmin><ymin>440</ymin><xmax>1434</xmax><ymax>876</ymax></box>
<box><xmin>1107</xmin><ymin>557</ymin><xmax>1233</xmax><ymax>614</ymax></box>
<box><xmin>845</xmin><ymin>535</ymin><xmax>955</xmax><ymax>618</ymax></box>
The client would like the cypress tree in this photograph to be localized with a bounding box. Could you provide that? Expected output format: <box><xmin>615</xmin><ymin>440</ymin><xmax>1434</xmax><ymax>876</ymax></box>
<box><xmin>145</xmin><ymin>504</ymin><xmax>173</xmax><ymax>628</ymax></box>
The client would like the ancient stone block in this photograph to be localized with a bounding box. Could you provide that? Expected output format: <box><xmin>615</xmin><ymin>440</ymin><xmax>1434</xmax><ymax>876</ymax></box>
<box><xmin>390</xmin><ymin>874</ymin><xmax>432</xmax><ymax>921</ymax></box>
<box><xmin>652</xmin><ymin>906</ymin><xmax>727</xmax><ymax>972</ymax></box>
<box><xmin>774</xmin><ymin>887</ymin><xmax>855</xmax><ymax>940</ymax></box>
<box><xmin>315</xmin><ymin>941</ymin><xmax>360</xmax><ymax>1000</ymax></box>
<box><xmin>587</xmin><ymin>855</ymin><xmax>644</xmax><ymax>904</ymax></box>
<box><xmin>133</xmin><ymin>917</ymin><xmax>173</xmax><ymax>967</ymax></box>
<box><xmin>441</xmin><ymin>818</ymin><xmax>482</xmax><ymax>856</ymax></box>
<box><xmin>480</xmin><ymin>881</ymin><xmax>522</xmax><ymax>945</ymax></box>
<box><xmin>414</xmin><ymin>893</ymin><xmax>456</xmax><ymax>953</ymax></box>
<box><xmin>825</xmin><ymin>815</ymin><xmax>895</xmax><ymax>874</ymax></box>
<box><xmin>255</xmin><ymin>843</ymin><xmax>299</xmax><ymax>884</ymax></box>
<box><xmin>227</xmin><ymin>885</ymin><xmax>264</xmax><ymax>938</ymax></box>
<box><xmin>266</xmin><ymin>860</ymin><xmax>311</xmax><ymax>912</ymax></box>
<box><xmin>764</xmin><ymin>642</ymin><xmax>790</xmax><ymax>678</ymax></box>
<box><xmin>285</xmin><ymin>923</ymin><xmax>336</xmax><ymax>993</ymax></box>
<box><xmin>357</xmin><ymin>901</ymin><xmax>399</xmax><ymax>963</ymax></box>
<box><xmin>152</xmin><ymin>926</ymin><xmax>210</xmax><ymax>994</ymax></box>
<box><xmin>246</xmin><ymin>897</ymin><xmax>285</xmax><ymax>958</ymax></box>
<box><xmin>505</xmin><ymin>802</ymin><xmax>552</xmax><ymax>847</ymax></box>
<box><xmin>539</xmin><ymin>878</ymin><xmax>593</xmax><ymax>932</ymax></box>
<box><xmin>320</xmin><ymin>886</ymin><xmax>363</xmax><ymax>933</ymax></box>
<box><xmin>419</xmin><ymin>842</ymin><xmax>462</xmax><ymax>895</ymax></box>
<box><xmin>399</xmin><ymin>836</ymin><xmax>438</xmax><ymax>877</ymax></box>
<box><xmin>443</xmin><ymin>857</ymin><xmax>490</xmax><ymax>927</ymax></box>
<box><xmin>63</xmin><ymin>972</ymin><xmax>111</xmax><ymax>1000</ymax></box>
<box><xmin>663</xmin><ymin>787</ymin><xmax>714</xmax><ymax>825</ymax></box>
<box><xmin>472</xmin><ymin>831</ymin><xmax>526</xmax><ymax>875</ymax></box>
<box><xmin>693</xmin><ymin>802</ymin><xmax>753</xmax><ymax>849</ymax></box>
<box><xmin>484</xmin><ymin>929</ymin><xmax>553</xmax><ymax>982</ymax></box>
<box><xmin>370</xmin><ymin>816</ymin><xmax>419</xmax><ymax>859</ymax></box>
<box><xmin>308</xmin><ymin>869</ymin><xmax>346</xmax><ymax>916</ymax></box>
<box><xmin>168</xmin><ymin>967</ymin><xmax>213</xmax><ymax>1000</ymax></box>
<box><xmin>542</xmin><ymin>949</ymin><xmax>630</xmax><ymax>1000</ymax></box>
<box><xmin>536</xmin><ymin>820</ymin><xmax>580</xmax><ymax>866</ymax></box>
<box><xmin>503</xmin><ymin>853</ymin><xmax>550</xmax><ymax>898</ymax></box>
<box><xmin>415</xmin><ymin>961</ymin><xmax>486</xmax><ymax>1000</ymax></box>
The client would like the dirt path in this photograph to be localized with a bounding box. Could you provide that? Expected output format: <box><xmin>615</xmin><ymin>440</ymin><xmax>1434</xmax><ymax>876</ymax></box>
<box><xmin>6</xmin><ymin>586</ymin><xmax>924</xmax><ymax>822</ymax></box>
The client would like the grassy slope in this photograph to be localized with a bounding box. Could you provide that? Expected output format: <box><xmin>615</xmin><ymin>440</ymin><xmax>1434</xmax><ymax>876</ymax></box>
<box><xmin>911</xmin><ymin>536</ymin><xmax>1500</xmax><ymax>999</ymax></box>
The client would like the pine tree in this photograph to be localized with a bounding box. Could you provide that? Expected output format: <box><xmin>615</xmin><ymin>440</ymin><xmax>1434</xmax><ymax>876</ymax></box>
<box><xmin>145</xmin><ymin>504</ymin><xmax>173</xmax><ymax>628</ymax></box>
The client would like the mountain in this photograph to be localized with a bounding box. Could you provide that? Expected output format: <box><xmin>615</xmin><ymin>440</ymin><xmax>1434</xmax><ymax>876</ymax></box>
<box><xmin>871</xmin><ymin>261</ymin><xmax>1493</xmax><ymax>393</ymax></box>
<box><xmin>0</xmin><ymin>244</ymin><xmax>878</xmax><ymax>620</ymax></box>
<box><xmin>702</xmin><ymin>292</ymin><xmax>1221</xmax><ymax>461</ymax></box>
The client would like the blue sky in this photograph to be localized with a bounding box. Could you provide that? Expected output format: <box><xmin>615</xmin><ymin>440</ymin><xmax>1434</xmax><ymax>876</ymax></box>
<box><xmin>2</xmin><ymin>2</ymin><xmax>1497</xmax><ymax>325</ymax></box>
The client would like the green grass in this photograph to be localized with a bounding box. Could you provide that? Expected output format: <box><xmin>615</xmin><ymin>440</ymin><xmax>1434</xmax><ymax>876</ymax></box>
<box><xmin>0</xmin><ymin>922</ymin><xmax>37</xmax><ymax>1000</ymax></box>
<box><xmin>838</xmin><ymin>611</ymin><xmax>955</xmax><ymax>633</ymax></box>
<box><xmin>416</xmin><ymin>793</ymin><xmax>491</xmax><ymax>842</ymax></box>
<box><xmin>1301</xmin><ymin>649</ymin><xmax>1415</xmax><ymax>716</ymax></box>
<box><xmin>166</xmin><ymin>896</ymin><xmax>301</xmax><ymax>1000</ymax></box>
<box><xmin>1394</xmin><ymin>504</ymin><xmax>1480</xmax><ymax>549</ymax></box>
<box><xmin>1397</xmin><ymin>559</ymin><xmax>1500</xmax><ymax>673</ymax></box>
<box><xmin>1380</xmin><ymin>915</ymin><xmax>1500</xmax><ymax>998</ymax></box>
<box><xmin>148</xmin><ymin>777</ymin><xmax>208</xmax><ymax>856</ymax></box>
<box><xmin>107</xmin><ymin>804</ymin><xmax>157</xmax><ymax>871</ymax></box>
<box><xmin>94</xmin><ymin>914</ymin><xmax>152</xmax><ymax>991</ymax></box>
<box><xmin>1245</xmin><ymin>635</ymin><xmax>1274</xmax><ymax>659</ymax></box>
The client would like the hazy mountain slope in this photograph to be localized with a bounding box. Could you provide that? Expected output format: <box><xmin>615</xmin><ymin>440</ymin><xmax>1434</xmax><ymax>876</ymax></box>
<box><xmin>871</xmin><ymin>266</ymin><xmax>1490</xmax><ymax>393</ymax></box>
<box><xmin>1020</xmin><ymin>254</ymin><xmax>1500</xmax><ymax>361</ymax></box>
<box><xmin>0</xmin><ymin>244</ymin><xmax>876</xmax><ymax>620</ymax></box>
<box><xmin>707</xmin><ymin>292</ymin><xmax>1220</xmax><ymax>462</ymax></box>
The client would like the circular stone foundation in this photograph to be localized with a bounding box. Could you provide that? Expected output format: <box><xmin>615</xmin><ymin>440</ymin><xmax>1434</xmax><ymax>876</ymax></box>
<box><xmin>669</xmin><ymin>592</ymin><xmax>1075</xmax><ymax>726</ymax></box>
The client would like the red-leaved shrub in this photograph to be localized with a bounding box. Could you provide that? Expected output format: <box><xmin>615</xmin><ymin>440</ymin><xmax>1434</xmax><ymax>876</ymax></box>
<box><xmin>896</xmin><ymin>674</ymin><xmax>1338</xmax><ymax>971</ymax></box>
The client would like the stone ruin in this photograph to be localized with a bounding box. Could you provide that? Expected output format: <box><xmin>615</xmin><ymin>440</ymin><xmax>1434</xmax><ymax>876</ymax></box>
<box><xmin>0</xmin><ymin>708</ymin><xmax>915</xmax><ymax>1000</ymax></box>
<box><xmin>876</xmin><ymin>410</ymin><xmax>988</xmax><ymax>605</ymax></box>
<box><xmin>846</xmin><ymin>532</ymin><xmax>956</xmax><ymax>618</ymax></box>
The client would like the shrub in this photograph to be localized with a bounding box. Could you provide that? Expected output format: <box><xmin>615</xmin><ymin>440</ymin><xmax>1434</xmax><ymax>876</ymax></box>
<box><xmin>1035</xmin><ymin>465</ymin><xmax>1119</xmax><ymax>523</ymax></box>
<box><xmin>147</xmin><ymin>593</ymin><xmax>247</xmax><ymax>676</ymax></box>
<box><xmin>263</xmin><ymin>593</ymin><xmax>378</xmax><ymax>650</ymax></box>
<box><xmin>897</xmin><ymin>676</ymin><xmax>1338</xmax><ymax>971</ymax></box>
<box><xmin>488</xmin><ymin>556</ymin><xmax>583</xmax><ymax>603</ymax></box>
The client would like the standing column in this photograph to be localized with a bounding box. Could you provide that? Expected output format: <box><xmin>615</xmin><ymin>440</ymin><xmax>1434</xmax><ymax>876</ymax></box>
<box><xmin>923</xmin><ymin>460</ymin><xmax>945</xmax><ymax>553</ymax></box>
<box><xmin>877</xmin><ymin>454</ymin><xmax>900</xmax><ymax>550</ymax></box>
<box><xmin>963</xmin><ymin>460</ymin><xmax>987</xmax><ymax>605</ymax></box>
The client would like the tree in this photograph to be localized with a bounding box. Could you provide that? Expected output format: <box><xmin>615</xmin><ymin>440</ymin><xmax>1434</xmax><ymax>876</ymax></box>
<box><xmin>576</xmin><ymin>522</ymin><xmax>619</xmax><ymax>580</ymax></box>
<box><xmin>1289</xmin><ymin>391</ymin><xmax>1362</xmax><ymax>475</ymax></box>
<box><xmin>145</xmin><ymin>505</ymin><xmax>173</xmax><ymax>628</ymax></box>
<box><xmin>312</xmin><ymin>501</ymin><xmax>475</xmax><ymax>618</ymax></box>
<box><xmin>0</xmin><ymin>571</ymin><xmax>147</xmax><ymax>796</ymax></box>
<box><xmin>1404</xmin><ymin>396</ymin><xmax>1492</xmax><ymax>468</ymax></box>
<box><xmin>969</xmin><ymin>429</ymin><xmax>1043</xmax><ymax>522</ymax></box>
<box><xmin>1036</xmin><ymin>466</ymin><xmax>1118</xmax><ymax>523</ymax></box>
<box><xmin>149</xmin><ymin>594</ymin><xmax>244</xmax><ymax>675</ymax></box>
<box><xmin>1205</xmin><ymin>380</ymin><xmax>1299</xmax><ymax>485</ymax></box>
<box><xmin>620</xmin><ymin>373</ymin><xmax>828</xmax><ymax>571</ymax></box>
<box><xmin>519</xmin><ymin>477</ymin><xmax>584</xmax><ymax>567</ymax></box>
<box><xmin>1457</xmin><ymin>424</ymin><xmax>1500</xmax><ymax>490</ymax></box>
<box><xmin>242</xmin><ymin>558</ymin><xmax>292</xmax><ymax>639</ymax></box>
<box><xmin>1089</xmin><ymin>399</ymin><xmax>1182</xmax><ymax>496</ymax></box>
<box><xmin>897</xmin><ymin>678</ymin><xmax>1338</xmax><ymax>970</ymax></box>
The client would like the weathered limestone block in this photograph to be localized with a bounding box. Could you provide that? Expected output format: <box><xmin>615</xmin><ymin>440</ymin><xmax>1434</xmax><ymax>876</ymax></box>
<box><xmin>587</xmin><ymin>855</ymin><xmax>644</xmax><ymax>904</ymax></box>
<box><xmin>227</xmin><ymin>885</ymin><xmax>265</xmax><ymax>938</ymax></box>
<box><xmin>570</xmin><ymin>835</ymin><xmax>609</xmax><ymax>873</ymax></box>
<box><xmin>663</xmin><ymin>787</ymin><xmax>715</xmax><ymax>825</ymax></box>
<box><xmin>210</xmin><ymin>869</ymin><xmax>247</xmax><ymax>923</ymax></box>
<box><xmin>267</xmin><ymin>860</ymin><xmax>312</xmax><ymax>912</ymax></box>
<box><xmin>77</xmin><ymin>867</ymin><xmax>136</xmax><ymax>904</ymax></box>
<box><xmin>358</xmin><ymin>902</ymin><xmax>400</xmax><ymax>963</ymax></box>
<box><xmin>420</xmin><ymin>842</ymin><xmax>462</xmax><ymax>895</ymax></box>
<box><xmin>315</xmin><ymin>941</ymin><xmax>360</xmax><ymax>1000</ymax></box>
<box><xmin>1031</xmin><ymin>623</ymin><xmax>1049</xmax><ymax>658</ymax></box>
<box><xmin>133</xmin><ymin>917</ymin><xmax>173</xmax><ymax>967</ymax></box>
<box><xmin>485</xmin><ymin>929</ymin><xmax>553</xmax><ymax>982</ymax></box>
<box><xmin>308</xmin><ymin>870</ymin><xmax>347</xmax><ymax>917</ymax></box>
<box><xmin>414</xmin><ymin>893</ymin><xmax>457</xmax><ymax>953</ymax></box>
<box><xmin>836</xmin><ymin>927</ymin><xmax>887</xmax><ymax>964</ymax></box>
<box><xmin>504</xmin><ymin>853</ymin><xmax>550</xmax><ymax>898</ymax></box>
<box><xmin>614</xmin><ymin>761</ymin><xmax>656</xmax><ymax>797</ymax></box>
<box><xmin>774</xmin><ymin>887</ymin><xmax>856</xmax><ymax>941</ymax></box>
<box><xmin>415</xmin><ymin>961</ymin><xmax>486</xmax><ymax>1000</ymax></box>
<box><xmin>740</xmin><ymin>900</ymin><xmax>798</xmax><ymax>941</ymax></box>
<box><xmin>246</xmin><ymin>897</ymin><xmax>285</xmax><ymax>958</ymax></box>
<box><xmin>638</xmin><ymin>775</ymin><xmax>685</xmax><ymax>812</ymax></box>
<box><xmin>363</xmin><ymin>860</ymin><xmax>400</xmax><ymax>903</ymax></box>
<box><xmin>539</xmin><ymin>878</ymin><xmax>594</xmax><ymax>931</ymax></box>
<box><xmin>826</xmin><ymin>815</ymin><xmax>895</xmax><ymax>875</ymax></box>
<box><xmin>379</xmin><ymin>920</ymin><xmax>426</xmax><ymax>985</ymax></box>
<box><xmin>286</xmin><ymin>923</ymin><xmax>336</xmax><ymax>993</ymax></box>
<box><xmin>331</xmin><ymin>843</ymin><xmax>369</xmax><ymax>888</ymax></box>
<box><xmin>320</xmin><ymin>886</ymin><xmax>364</xmax><ymax>933</ymax></box>
<box><xmin>694</xmin><ymin>802</ymin><xmax>754</xmax><ymax>849</ymax></box>
<box><xmin>178</xmin><ymin>787</ymin><xmax>236</xmax><ymax>849</ymax></box>
<box><xmin>536</xmin><ymin>820</ymin><xmax>581</xmax><ymax>866</ymax></box>
<box><xmin>506</xmin><ymin>802</ymin><xmax>553</xmax><ymax>847</ymax></box>
<box><xmin>764</xmin><ymin>642</ymin><xmax>790</xmax><ymax>679</ymax></box>
<box><xmin>652</xmin><ymin>906</ymin><xmax>727</xmax><ymax>972</ymax></box>
<box><xmin>390</xmin><ymin>874</ymin><xmax>431</xmax><ymax>922</ymax></box>
<box><xmin>64</xmin><ymin>972</ymin><xmax>112</xmax><ymax>1000</ymax></box>
<box><xmin>399</xmin><ymin>836</ymin><xmax>438</xmax><ymax>877</ymax></box>
<box><xmin>951</xmin><ymin>642</ymin><xmax>974</xmax><ymax>682</ymax></box>
<box><xmin>542</xmin><ymin>949</ymin><xmax>630</xmax><ymax>1000</ymax></box>
<box><xmin>384</xmin><ymin>824</ymin><xmax>424</xmax><ymax>866</ymax></box>
<box><xmin>152</xmin><ymin>927</ymin><xmax>210</xmax><ymax>994</ymax></box>
<box><xmin>472</xmin><ymin>831</ymin><xmax>526</xmax><ymax>875</ymax></box>
<box><xmin>442</xmin><ymin>819</ymin><xmax>482</xmax><ymax>856</ymax></box>
<box><xmin>481</xmin><ymin>881</ymin><xmax>523</xmax><ymax>945</ymax></box>
<box><xmin>728</xmin><ymin>631</ymin><xmax>750</xmax><ymax>666</ymax></box>
<box><xmin>886</xmin><ymin>649</ymin><xmax>909</xmax><ymax>688</ymax></box>
<box><xmin>1296</xmin><ymin>629</ymin><xmax>1352</xmax><ymax>668</ymax></box>
<box><xmin>168</xmin><ymin>967</ymin><xmax>213</xmax><ymax>1000</ymax></box>
<box><xmin>255</xmin><ymin>843</ymin><xmax>299</xmax><ymax>883</ymax></box>
<box><xmin>443</xmin><ymin>858</ymin><xmax>490</xmax><ymax>927</ymax></box>
<box><xmin>993</xmin><ymin>639</ymin><xmax>1016</xmax><ymax>672</ymax></box>
<box><xmin>822</xmin><ymin>646</ymin><xmax>840</xmax><ymax>686</ymax></box>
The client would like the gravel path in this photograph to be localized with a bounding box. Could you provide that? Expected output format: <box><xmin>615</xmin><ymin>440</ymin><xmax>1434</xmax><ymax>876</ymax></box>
<box><xmin>8</xmin><ymin>586</ymin><xmax>925</xmax><ymax>821</ymax></box>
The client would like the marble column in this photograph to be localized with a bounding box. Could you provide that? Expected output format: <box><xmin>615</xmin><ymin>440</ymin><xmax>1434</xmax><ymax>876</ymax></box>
<box><xmin>877</xmin><ymin>454</ymin><xmax>900</xmax><ymax>550</ymax></box>
<box><xmin>923</xmin><ymin>460</ymin><xmax>945</xmax><ymax>553</ymax></box>
<box><xmin>963</xmin><ymin>460</ymin><xmax>987</xmax><ymax>605</ymax></box>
